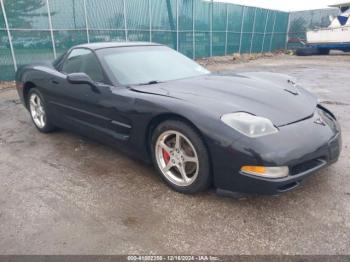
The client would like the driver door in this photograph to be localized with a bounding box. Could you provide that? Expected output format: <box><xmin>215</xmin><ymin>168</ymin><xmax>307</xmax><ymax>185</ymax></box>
<box><xmin>47</xmin><ymin>48</ymin><xmax>126</xmax><ymax>141</ymax></box>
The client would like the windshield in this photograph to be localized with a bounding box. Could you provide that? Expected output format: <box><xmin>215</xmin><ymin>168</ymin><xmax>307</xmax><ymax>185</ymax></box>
<box><xmin>97</xmin><ymin>46</ymin><xmax>210</xmax><ymax>85</ymax></box>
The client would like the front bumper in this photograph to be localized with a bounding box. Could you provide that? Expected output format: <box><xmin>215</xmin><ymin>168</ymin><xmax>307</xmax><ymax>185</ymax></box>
<box><xmin>211</xmin><ymin>109</ymin><xmax>342</xmax><ymax>195</ymax></box>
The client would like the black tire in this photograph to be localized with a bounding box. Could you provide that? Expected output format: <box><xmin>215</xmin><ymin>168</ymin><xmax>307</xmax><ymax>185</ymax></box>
<box><xmin>295</xmin><ymin>47</ymin><xmax>320</xmax><ymax>56</ymax></box>
<box><xmin>27</xmin><ymin>88</ymin><xmax>56</xmax><ymax>133</ymax></box>
<box><xmin>151</xmin><ymin>120</ymin><xmax>211</xmax><ymax>194</ymax></box>
<box><xmin>319</xmin><ymin>48</ymin><xmax>330</xmax><ymax>55</ymax></box>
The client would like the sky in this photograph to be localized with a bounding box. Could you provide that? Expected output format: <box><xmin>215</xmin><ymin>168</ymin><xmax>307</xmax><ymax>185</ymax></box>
<box><xmin>214</xmin><ymin>0</ymin><xmax>347</xmax><ymax>11</ymax></box>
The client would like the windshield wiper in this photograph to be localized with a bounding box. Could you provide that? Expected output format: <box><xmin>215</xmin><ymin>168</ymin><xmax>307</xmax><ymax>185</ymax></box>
<box><xmin>137</xmin><ymin>80</ymin><xmax>162</xmax><ymax>86</ymax></box>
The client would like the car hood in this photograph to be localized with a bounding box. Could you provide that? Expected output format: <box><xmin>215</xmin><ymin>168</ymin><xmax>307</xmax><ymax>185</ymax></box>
<box><xmin>131</xmin><ymin>72</ymin><xmax>317</xmax><ymax>127</ymax></box>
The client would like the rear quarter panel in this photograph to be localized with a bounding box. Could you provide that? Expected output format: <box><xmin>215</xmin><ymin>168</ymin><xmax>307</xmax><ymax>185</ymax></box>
<box><xmin>16</xmin><ymin>64</ymin><xmax>58</xmax><ymax>107</ymax></box>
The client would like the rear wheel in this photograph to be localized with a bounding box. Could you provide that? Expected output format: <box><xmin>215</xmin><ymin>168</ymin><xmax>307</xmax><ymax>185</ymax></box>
<box><xmin>27</xmin><ymin>88</ymin><xmax>55</xmax><ymax>133</ymax></box>
<box><xmin>151</xmin><ymin>120</ymin><xmax>211</xmax><ymax>194</ymax></box>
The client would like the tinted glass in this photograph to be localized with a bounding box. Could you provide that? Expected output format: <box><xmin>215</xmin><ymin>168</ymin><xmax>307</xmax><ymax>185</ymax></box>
<box><xmin>62</xmin><ymin>48</ymin><xmax>104</xmax><ymax>82</ymax></box>
<box><xmin>98</xmin><ymin>46</ymin><xmax>210</xmax><ymax>85</ymax></box>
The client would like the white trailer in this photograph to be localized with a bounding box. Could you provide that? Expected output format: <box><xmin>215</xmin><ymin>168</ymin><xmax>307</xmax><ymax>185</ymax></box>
<box><xmin>297</xmin><ymin>2</ymin><xmax>350</xmax><ymax>55</ymax></box>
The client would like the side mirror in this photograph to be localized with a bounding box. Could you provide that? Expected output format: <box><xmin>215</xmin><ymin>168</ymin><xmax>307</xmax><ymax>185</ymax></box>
<box><xmin>67</xmin><ymin>72</ymin><xmax>94</xmax><ymax>86</ymax></box>
<box><xmin>67</xmin><ymin>72</ymin><xmax>100</xmax><ymax>93</ymax></box>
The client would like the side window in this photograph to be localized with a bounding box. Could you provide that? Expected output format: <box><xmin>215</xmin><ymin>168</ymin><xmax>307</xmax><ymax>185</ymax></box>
<box><xmin>61</xmin><ymin>48</ymin><xmax>105</xmax><ymax>83</ymax></box>
<box><xmin>61</xmin><ymin>48</ymin><xmax>89</xmax><ymax>74</ymax></box>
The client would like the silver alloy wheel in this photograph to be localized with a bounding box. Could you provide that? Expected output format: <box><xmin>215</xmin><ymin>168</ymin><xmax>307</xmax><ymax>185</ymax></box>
<box><xmin>155</xmin><ymin>130</ymin><xmax>199</xmax><ymax>187</ymax></box>
<box><xmin>29</xmin><ymin>93</ymin><xmax>46</xmax><ymax>129</ymax></box>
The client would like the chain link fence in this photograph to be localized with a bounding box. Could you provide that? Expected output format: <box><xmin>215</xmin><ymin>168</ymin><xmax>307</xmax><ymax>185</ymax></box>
<box><xmin>287</xmin><ymin>8</ymin><xmax>340</xmax><ymax>50</ymax></box>
<box><xmin>0</xmin><ymin>0</ymin><xmax>289</xmax><ymax>81</ymax></box>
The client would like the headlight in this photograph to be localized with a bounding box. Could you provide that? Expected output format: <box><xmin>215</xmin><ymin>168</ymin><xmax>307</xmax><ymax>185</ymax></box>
<box><xmin>221</xmin><ymin>112</ymin><xmax>278</xmax><ymax>138</ymax></box>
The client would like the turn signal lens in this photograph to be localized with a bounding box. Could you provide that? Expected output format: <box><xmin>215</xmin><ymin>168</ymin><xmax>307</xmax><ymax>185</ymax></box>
<box><xmin>241</xmin><ymin>166</ymin><xmax>266</xmax><ymax>174</ymax></box>
<box><xmin>241</xmin><ymin>166</ymin><xmax>289</xmax><ymax>178</ymax></box>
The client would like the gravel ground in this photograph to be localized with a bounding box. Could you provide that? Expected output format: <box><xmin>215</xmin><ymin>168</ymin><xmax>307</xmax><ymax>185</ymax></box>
<box><xmin>0</xmin><ymin>54</ymin><xmax>349</xmax><ymax>255</ymax></box>
<box><xmin>0</xmin><ymin>81</ymin><xmax>15</xmax><ymax>90</ymax></box>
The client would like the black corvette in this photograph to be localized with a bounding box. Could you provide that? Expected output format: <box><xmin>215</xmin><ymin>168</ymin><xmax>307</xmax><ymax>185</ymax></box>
<box><xmin>16</xmin><ymin>42</ymin><xmax>342</xmax><ymax>196</ymax></box>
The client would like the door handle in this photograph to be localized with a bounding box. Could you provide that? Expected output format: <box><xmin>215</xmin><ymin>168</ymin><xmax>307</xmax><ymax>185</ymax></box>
<box><xmin>51</xmin><ymin>79</ymin><xmax>59</xmax><ymax>85</ymax></box>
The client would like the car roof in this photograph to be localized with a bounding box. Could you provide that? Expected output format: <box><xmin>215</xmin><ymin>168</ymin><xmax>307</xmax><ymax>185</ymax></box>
<box><xmin>75</xmin><ymin>41</ymin><xmax>163</xmax><ymax>50</ymax></box>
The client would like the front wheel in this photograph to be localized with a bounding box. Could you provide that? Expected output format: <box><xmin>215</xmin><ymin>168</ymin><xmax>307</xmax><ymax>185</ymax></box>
<box><xmin>27</xmin><ymin>88</ymin><xmax>56</xmax><ymax>133</ymax></box>
<box><xmin>151</xmin><ymin>120</ymin><xmax>211</xmax><ymax>194</ymax></box>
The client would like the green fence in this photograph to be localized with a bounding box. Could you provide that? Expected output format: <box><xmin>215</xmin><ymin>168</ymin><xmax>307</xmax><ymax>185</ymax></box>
<box><xmin>287</xmin><ymin>8</ymin><xmax>340</xmax><ymax>49</ymax></box>
<box><xmin>0</xmin><ymin>0</ymin><xmax>289</xmax><ymax>81</ymax></box>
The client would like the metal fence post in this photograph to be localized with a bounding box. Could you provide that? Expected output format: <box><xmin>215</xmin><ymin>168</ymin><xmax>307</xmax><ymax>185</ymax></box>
<box><xmin>83</xmin><ymin>0</ymin><xmax>90</xmax><ymax>43</ymax></box>
<box><xmin>224</xmin><ymin>3</ymin><xmax>228</xmax><ymax>55</ymax></box>
<box><xmin>176</xmin><ymin>0</ymin><xmax>179</xmax><ymax>51</ymax></box>
<box><xmin>261</xmin><ymin>10</ymin><xmax>269</xmax><ymax>53</ymax></box>
<box><xmin>192</xmin><ymin>0</ymin><xmax>195</xmax><ymax>59</ymax></box>
<box><xmin>46</xmin><ymin>0</ymin><xmax>56</xmax><ymax>59</ymax></box>
<box><xmin>149</xmin><ymin>0</ymin><xmax>152</xmax><ymax>42</ymax></box>
<box><xmin>123</xmin><ymin>0</ymin><xmax>128</xmax><ymax>41</ymax></box>
<box><xmin>249</xmin><ymin>7</ymin><xmax>257</xmax><ymax>54</ymax></box>
<box><xmin>269</xmin><ymin>11</ymin><xmax>277</xmax><ymax>52</ymax></box>
<box><xmin>0</xmin><ymin>0</ymin><xmax>17</xmax><ymax>72</ymax></box>
<box><xmin>238</xmin><ymin>6</ymin><xmax>245</xmax><ymax>54</ymax></box>
<box><xmin>210</xmin><ymin>0</ymin><xmax>213</xmax><ymax>57</ymax></box>
<box><xmin>285</xmin><ymin>12</ymin><xmax>291</xmax><ymax>50</ymax></box>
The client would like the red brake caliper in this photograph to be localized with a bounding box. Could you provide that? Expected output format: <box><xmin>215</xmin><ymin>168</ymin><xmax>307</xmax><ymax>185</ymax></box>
<box><xmin>162</xmin><ymin>149</ymin><xmax>171</xmax><ymax>164</ymax></box>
